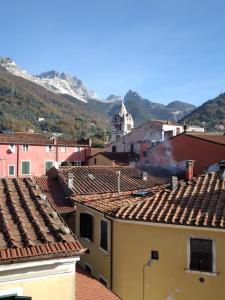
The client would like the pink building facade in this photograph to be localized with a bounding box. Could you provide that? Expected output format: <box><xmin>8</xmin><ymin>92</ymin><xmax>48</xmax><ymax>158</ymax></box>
<box><xmin>0</xmin><ymin>133</ymin><xmax>91</xmax><ymax>177</ymax></box>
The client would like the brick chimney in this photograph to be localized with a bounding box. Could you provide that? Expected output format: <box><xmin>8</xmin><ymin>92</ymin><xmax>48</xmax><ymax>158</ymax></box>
<box><xmin>186</xmin><ymin>160</ymin><xmax>195</xmax><ymax>181</ymax></box>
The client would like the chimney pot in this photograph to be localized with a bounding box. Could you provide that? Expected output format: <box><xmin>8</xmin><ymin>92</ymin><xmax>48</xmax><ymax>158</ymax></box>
<box><xmin>171</xmin><ymin>176</ymin><xmax>178</xmax><ymax>190</ymax></box>
<box><xmin>67</xmin><ymin>173</ymin><xmax>74</xmax><ymax>189</ymax></box>
<box><xmin>142</xmin><ymin>172</ymin><xmax>148</xmax><ymax>181</ymax></box>
<box><xmin>186</xmin><ymin>160</ymin><xmax>195</xmax><ymax>181</ymax></box>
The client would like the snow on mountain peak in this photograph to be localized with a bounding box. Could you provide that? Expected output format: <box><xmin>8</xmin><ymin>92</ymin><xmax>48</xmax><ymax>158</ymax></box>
<box><xmin>0</xmin><ymin>57</ymin><xmax>101</xmax><ymax>102</ymax></box>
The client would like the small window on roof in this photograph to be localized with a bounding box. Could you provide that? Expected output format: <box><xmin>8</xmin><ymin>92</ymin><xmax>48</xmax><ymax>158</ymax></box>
<box><xmin>87</xmin><ymin>173</ymin><xmax>95</xmax><ymax>180</ymax></box>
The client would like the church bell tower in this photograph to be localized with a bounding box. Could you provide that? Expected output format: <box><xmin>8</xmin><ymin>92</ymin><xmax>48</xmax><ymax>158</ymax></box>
<box><xmin>111</xmin><ymin>101</ymin><xmax>134</xmax><ymax>142</ymax></box>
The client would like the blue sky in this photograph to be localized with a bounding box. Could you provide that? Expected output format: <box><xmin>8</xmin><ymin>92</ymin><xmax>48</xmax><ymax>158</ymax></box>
<box><xmin>1</xmin><ymin>0</ymin><xmax>225</xmax><ymax>105</ymax></box>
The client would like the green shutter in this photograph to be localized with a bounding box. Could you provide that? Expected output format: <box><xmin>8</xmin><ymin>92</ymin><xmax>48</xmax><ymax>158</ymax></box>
<box><xmin>22</xmin><ymin>161</ymin><xmax>30</xmax><ymax>175</ymax></box>
<box><xmin>45</xmin><ymin>161</ymin><xmax>53</xmax><ymax>172</ymax></box>
<box><xmin>9</xmin><ymin>165</ymin><xmax>14</xmax><ymax>176</ymax></box>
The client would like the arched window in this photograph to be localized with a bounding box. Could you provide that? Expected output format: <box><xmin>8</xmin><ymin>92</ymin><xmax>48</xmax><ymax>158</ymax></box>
<box><xmin>116</xmin><ymin>135</ymin><xmax>120</xmax><ymax>142</ymax></box>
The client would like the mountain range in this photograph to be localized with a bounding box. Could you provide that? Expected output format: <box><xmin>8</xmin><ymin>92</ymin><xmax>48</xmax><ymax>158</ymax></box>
<box><xmin>0</xmin><ymin>56</ymin><xmax>223</xmax><ymax>144</ymax></box>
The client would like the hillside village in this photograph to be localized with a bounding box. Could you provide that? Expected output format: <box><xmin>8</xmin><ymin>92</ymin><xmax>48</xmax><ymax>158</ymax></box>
<box><xmin>0</xmin><ymin>96</ymin><xmax>224</xmax><ymax>300</ymax></box>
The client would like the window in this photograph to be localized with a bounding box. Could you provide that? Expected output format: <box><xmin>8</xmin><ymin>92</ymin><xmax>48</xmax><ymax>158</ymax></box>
<box><xmin>100</xmin><ymin>220</ymin><xmax>108</xmax><ymax>251</ymax></box>
<box><xmin>61</xmin><ymin>146</ymin><xmax>67</xmax><ymax>152</ymax></box>
<box><xmin>127</xmin><ymin>124</ymin><xmax>131</xmax><ymax>131</ymax></box>
<box><xmin>22</xmin><ymin>144</ymin><xmax>29</xmax><ymax>152</ymax></box>
<box><xmin>8</xmin><ymin>165</ymin><xmax>15</xmax><ymax>176</ymax></box>
<box><xmin>143</xmin><ymin>151</ymin><xmax>147</xmax><ymax>158</ymax></box>
<box><xmin>189</xmin><ymin>238</ymin><xmax>213</xmax><ymax>272</ymax></box>
<box><xmin>73</xmin><ymin>161</ymin><xmax>82</xmax><ymax>166</ymax></box>
<box><xmin>74</xmin><ymin>146</ymin><xmax>81</xmax><ymax>153</ymax></box>
<box><xmin>46</xmin><ymin>145</ymin><xmax>52</xmax><ymax>152</ymax></box>
<box><xmin>80</xmin><ymin>213</ymin><xmax>93</xmax><ymax>241</ymax></box>
<box><xmin>21</xmin><ymin>161</ymin><xmax>30</xmax><ymax>175</ymax></box>
<box><xmin>45</xmin><ymin>161</ymin><xmax>54</xmax><ymax>172</ymax></box>
<box><xmin>116</xmin><ymin>135</ymin><xmax>120</xmax><ymax>142</ymax></box>
<box><xmin>112</xmin><ymin>146</ymin><xmax>117</xmax><ymax>153</ymax></box>
<box><xmin>94</xmin><ymin>158</ymin><xmax>97</xmax><ymax>165</ymax></box>
<box><xmin>130</xmin><ymin>144</ymin><xmax>134</xmax><ymax>153</ymax></box>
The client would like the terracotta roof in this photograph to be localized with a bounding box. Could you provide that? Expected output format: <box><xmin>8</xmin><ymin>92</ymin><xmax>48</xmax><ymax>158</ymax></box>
<box><xmin>185</xmin><ymin>133</ymin><xmax>225</xmax><ymax>146</ymax></box>
<box><xmin>35</xmin><ymin>177</ymin><xmax>75</xmax><ymax>214</ymax></box>
<box><xmin>0</xmin><ymin>177</ymin><xmax>84</xmax><ymax>263</ymax></box>
<box><xmin>57</xmin><ymin>166</ymin><xmax>167</xmax><ymax>195</ymax></box>
<box><xmin>73</xmin><ymin>189</ymin><xmax>157</xmax><ymax>214</ymax></box>
<box><xmin>91</xmin><ymin>148</ymin><xmax>106</xmax><ymax>156</ymax></box>
<box><xmin>76</xmin><ymin>266</ymin><xmax>120</xmax><ymax>300</ymax></box>
<box><xmin>111</xmin><ymin>171</ymin><xmax>225</xmax><ymax>229</ymax></box>
<box><xmin>0</xmin><ymin>132</ymin><xmax>90</xmax><ymax>146</ymax></box>
<box><xmin>90</xmin><ymin>152</ymin><xmax>139</xmax><ymax>166</ymax></box>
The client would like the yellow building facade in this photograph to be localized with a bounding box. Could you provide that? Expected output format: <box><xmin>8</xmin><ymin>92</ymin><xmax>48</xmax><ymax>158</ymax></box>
<box><xmin>112</xmin><ymin>220</ymin><xmax>225</xmax><ymax>300</ymax></box>
<box><xmin>75</xmin><ymin>204</ymin><xmax>112</xmax><ymax>288</ymax></box>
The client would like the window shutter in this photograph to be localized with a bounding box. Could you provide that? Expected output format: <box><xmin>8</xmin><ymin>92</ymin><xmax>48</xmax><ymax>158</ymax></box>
<box><xmin>80</xmin><ymin>213</ymin><xmax>93</xmax><ymax>241</ymax></box>
<box><xmin>87</xmin><ymin>214</ymin><xmax>93</xmax><ymax>241</ymax></box>
<box><xmin>190</xmin><ymin>238</ymin><xmax>213</xmax><ymax>272</ymax></box>
<box><xmin>100</xmin><ymin>220</ymin><xmax>108</xmax><ymax>251</ymax></box>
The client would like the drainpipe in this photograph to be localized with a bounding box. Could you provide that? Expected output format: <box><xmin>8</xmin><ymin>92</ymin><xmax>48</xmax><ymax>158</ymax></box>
<box><xmin>110</xmin><ymin>218</ymin><xmax>113</xmax><ymax>290</ymax></box>
<box><xmin>16</xmin><ymin>144</ymin><xmax>19</xmax><ymax>177</ymax></box>
<box><xmin>84</xmin><ymin>146</ymin><xmax>87</xmax><ymax>165</ymax></box>
<box><xmin>105</xmin><ymin>215</ymin><xmax>113</xmax><ymax>290</ymax></box>
<box><xmin>54</xmin><ymin>138</ymin><xmax>58</xmax><ymax>163</ymax></box>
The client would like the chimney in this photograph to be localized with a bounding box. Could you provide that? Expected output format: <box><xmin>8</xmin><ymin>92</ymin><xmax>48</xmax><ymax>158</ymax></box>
<box><xmin>171</xmin><ymin>176</ymin><xmax>178</xmax><ymax>190</ymax></box>
<box><xmin>142</xmin><ymin>172</ymin><xmax>148</xmax><ymax>181</ymax></box>
<box><xmin>186</xmin><ymin>160</ymin><xmax>195</xmax><ymax>181</ymax></box>
<box><xmin>67</xmin><ymin>173</ymin><xmax>74</xmax><ymax>189</ymax></box>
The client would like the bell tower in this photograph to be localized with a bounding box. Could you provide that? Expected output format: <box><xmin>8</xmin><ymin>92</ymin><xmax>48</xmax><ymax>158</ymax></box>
<box><xmin>111</xmin><ymin>101</ymin><xmax>134</xmax><ymax>142</ymax></box>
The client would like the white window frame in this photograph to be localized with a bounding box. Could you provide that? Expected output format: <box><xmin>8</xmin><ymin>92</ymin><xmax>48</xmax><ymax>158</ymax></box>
<box><xmin>22</xmin><ymin>144</ymin><xmax>29</xmax><ymax>152</ymax></box>
<box><xmin>21</xmin><ymin>160</ymin><xmax>31</xmax><ymax>176</ymax></box>
<box><xmin>99</xmin><ymin>218</ymin><xmax>110</xmax><ymax>254</ymax></box>
<box><xmin>8</xmin><ymin>165</ymin><xmax>15</xmax><ymax>176</ymax></box>
<box><xmin>74</xmin><ymin>161</ymin><xmax>82</xmax><ymax>166</ymax></box>
<box><xmin>61</xmin><ymin>146</ymin><xmax>67</xmax><ymax>153</ymax></box>
<box><xmin>99</xmin><ymin>274</ymin><xmax>109</xmax><ymax>288</ymax></box>
<box><xmin>186</xmin><ymin>236</ymin><xmax>217</xmax><ymax>276</ymax></box>
<box><xmin>46</xmin><ymin>145</ymin><xmax>53</xmax><ymax>152</ymax></box>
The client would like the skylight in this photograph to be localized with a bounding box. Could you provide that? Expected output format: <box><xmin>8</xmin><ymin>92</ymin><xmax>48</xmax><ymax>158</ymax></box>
<box><xmin>87</xmin><ymin>173</ymin><xmax>95</xmax><ymax>180</ymax></box>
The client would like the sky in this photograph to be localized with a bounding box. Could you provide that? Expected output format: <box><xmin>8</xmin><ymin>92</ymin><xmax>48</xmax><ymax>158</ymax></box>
<box><xmin>1</xmin><ymin>0</ymin><xmax>225</xmax><ymax>105</ymax></box>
